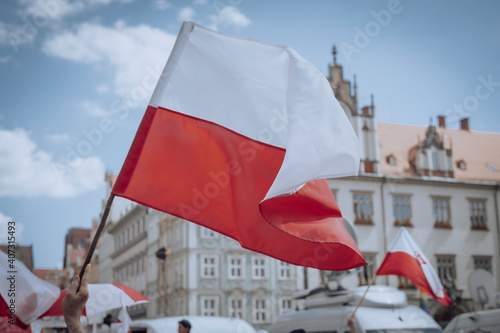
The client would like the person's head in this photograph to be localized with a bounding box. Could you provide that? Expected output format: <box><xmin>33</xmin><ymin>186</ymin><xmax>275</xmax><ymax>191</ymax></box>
<box><xmin>178</xmin><ymin>319</ymin><xmax>191</xmax><ymax>333</ymax></box>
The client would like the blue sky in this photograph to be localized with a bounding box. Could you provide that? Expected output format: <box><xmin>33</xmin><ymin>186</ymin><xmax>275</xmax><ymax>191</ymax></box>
<box><xmin>0</xmin><ymin>0</ymin><xmax>499</xmax><ymax>269</ymax></box>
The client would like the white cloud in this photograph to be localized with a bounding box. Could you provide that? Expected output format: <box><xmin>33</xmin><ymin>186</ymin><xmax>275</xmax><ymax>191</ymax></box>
<box><xmin>152</xmin><ymin>0</ymin><xmax>171</xmax><ymax>10</ymax></box>
<box><xmin>0</xmin><ymin>128</ymin><xmax>104</xmax><ymax>198</ymax></box>
<box><xmin>0</xmin><ymin>212</ymin><xmax>24</xmax><ymax>244</ymax></box>
<box><xmin>18</xmin><ymin>0</ymin><xmax>134</xmax><ymax>20</ymax></box>
<box><xmin>178</xmin><ymin>7</ymin><xmax>196</xmax><ymax>22</ymax></box>
<box><xmin>81</xmin><ymin>101</ymin><xmax>113</xmax><ymax>117</ymax></box>
<box><xmin>18</xmin><ymin>0</ymin><xmax>85</xmax><ymax>20</ymax></box>
<box><xmin>0</xmin><ymin>21</ymin><xmax>34</xmax><ymax>49</ymax></box>
<box><xmin>96</xmin><ymin>84</ymin><xmax>110</xmax><ymax>93</ymax></box>
<box><xmin>44</xmin><ymin>133</ymin><xmax>70</xmax><ymax>144</ymax></box>
<box><xmin>209</xmin><ymin>6</ymin><xmax>251</xmax><ymax>30</ymax></box>
<box><xmin>42</xmin><ymin>21</ymin><xmax>176</xmax><ymax>98</ymax></box>
<box><xmin>0</xmin><ymin>22</ymin><xmax>9</xmax><ymax>45</ymax></box>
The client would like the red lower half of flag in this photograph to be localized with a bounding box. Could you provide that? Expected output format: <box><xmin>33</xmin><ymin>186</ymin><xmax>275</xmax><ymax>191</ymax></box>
<box><xmin>377</xmin><ymin>251</ymin><xmax>451</xmax><ymax>306</ymax></box>
<box><xmin>113</xmin><ymin>106</ymin><xmax>364</xmax><ymax>270</ymax></box>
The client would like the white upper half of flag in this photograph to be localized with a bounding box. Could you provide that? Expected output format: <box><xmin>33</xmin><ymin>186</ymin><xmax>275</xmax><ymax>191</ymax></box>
<box><xmin>388</xmin><ymin>228</ymin><xmax>445</xmax><ymax>298</ymax></box>
<box><xmin>0</xmin><ymin>250</ymin><xmax>60</xmax><ymax>324</ymax></box>
<box><xmin>150</xmin><ymin>22</ymin><xmax>360</xmax><ymax>200</ymax></box>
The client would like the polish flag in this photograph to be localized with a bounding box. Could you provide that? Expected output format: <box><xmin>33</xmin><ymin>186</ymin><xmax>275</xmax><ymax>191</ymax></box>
<box><xmin>376</xmin><ymin>228</ymin><xmax>452</xmax><ymax>306</ymax></box>
<box><xmin>112</xmin><ymin>22</ymin><xmax>365</xmax><ymax>270</ymax></box>
<box><xmin>0</xmin><ymin>250</ymin><xmax>60</xmax><ymax>328</ymax></box>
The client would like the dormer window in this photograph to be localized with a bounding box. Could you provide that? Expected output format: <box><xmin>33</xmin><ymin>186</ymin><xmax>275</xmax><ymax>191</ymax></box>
<box><xmin>431</xmin><ymin>149</ymin><xmax>438</xmax><ymax>170</ymax></box>
<box><xmin>487</xmin><ymin>163</ymin><xmax>498</xmax><ymax>172</ymax></box>
<box><xmin>456</xmin><ymin>160</ymin><xmax>466</xmax><ymax>170</ymax></box>
<box><xmin>415</xmin><ymin>124</ymin><xmax>454</xmax><ymax>178</ymax></box>
<box><xmin>386</xmin><ymin>155</ymin><xmax>396</xmax><ymax>165</ymax></box>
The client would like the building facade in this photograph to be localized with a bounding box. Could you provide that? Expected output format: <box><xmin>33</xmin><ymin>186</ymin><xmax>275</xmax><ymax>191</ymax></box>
<box><xmin>63</xmin><ymin>228</ymin><xmax>91</xmax><ymax>278</ymax></box>
<box><xmin>159</xmin><ymin>217</ymin><xmax>302</xmax><ymax>330</ymax></box>
<box><xmin>97</xmin><ymin>50</ymin><xmax>500</xmax><ymax>328</ymax></box>
<box><xmin>324</xmin><ymin>51</ymin><xmax>500</xmax><ymax>323</ymax></box>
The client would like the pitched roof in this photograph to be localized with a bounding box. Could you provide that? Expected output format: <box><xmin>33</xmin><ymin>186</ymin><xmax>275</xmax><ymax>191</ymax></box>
<box><xmin>377</xmin><ymin>121</ymin><xmax>500</xmax><ymax>182</ymax></box>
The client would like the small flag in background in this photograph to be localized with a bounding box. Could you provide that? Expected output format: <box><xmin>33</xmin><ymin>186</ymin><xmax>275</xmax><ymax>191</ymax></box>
<box><xmin>112</xmin><ymin>22</ymin><xmax>365</xmax><ymax>270</ymax></box>
<box><xmin>376</xmin><ymin>228</ymin><xmax>452</xmax><ymax>306</ymax></box>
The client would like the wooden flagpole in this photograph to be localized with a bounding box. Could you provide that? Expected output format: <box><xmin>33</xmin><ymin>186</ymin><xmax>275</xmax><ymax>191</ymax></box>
<box><xmin>77</xmin><ymin>194</ymin><xmax>115</xmax><ymax>291</ymax></box>
<box><xmin>351</xmin><ymin>250</ymin><xmax>390</xmax><ymax>316</ymax></box>
<box><xmin>351</xmin><ymin>272</ymin><xmax>377</xmax><ymax>316</ymax></box>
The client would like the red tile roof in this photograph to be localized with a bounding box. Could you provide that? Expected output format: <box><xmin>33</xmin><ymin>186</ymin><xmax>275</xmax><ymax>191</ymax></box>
<box><xmin>378</xmin><ymin>121</ymin><xmax>500</xmax><ymax>182</ymax></box>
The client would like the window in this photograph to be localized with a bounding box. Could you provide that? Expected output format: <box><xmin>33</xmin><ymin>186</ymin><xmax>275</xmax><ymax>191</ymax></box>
<box><xmin>386</xmin><ymin>154</ymin><xmax>396</xmax><ymax>165</ymax></box>
<box><xmin>280</xmin><ymin>298</ymin><xmax>292</xmax><ymax>314</ymax></box>
<box><xmin>432</xmin><ymin>197</ymin><xmax>451</xmax><ymax>228</ymax></box>
<box><xmin>201</xmin><ymin>296</ymin><xmax>218</xmax><ymax>316</ymax></box>
<box><xmin>398</xmin><ymin>276</ymin><xmax>415</xmax><ymax>289</ymax></box>
<box><xmin>469</xmin><ymin>199</ymin><xmax>487</xmax><ymax>230</ymax></box>
<box><xmin>473</xmin><ymin>256</ymin><xmax>492</xmax><ymax>273</ymax></box>
<box><xmin>358</xmin><ymin>253</ymin><xmax>376</xmax><ymax>286</ymax></box>
<box><xmin>353</xmin><ymin>192</ymin><xmax>373</xmax><ymax>224</ymax></box>
<box><xmin>487</xmin><ymin>163</ymin><xmax>498</xmax><ymax>172</ymax></box>
<box><xmin>201</xmin><ymin>226</ymin><xmax>217</xmax><ymax>239</ymax></box>
<box><xmin>392</xmin><ymin>195</ymin><xmax>411</xmax><ymax>226</ymax></box>
<box><xmin>201</xmin><ymin>255</ymin><xmax>217</xmax><ymax>278</ymax></box>
<box><xmin>431</xmin><ymin>149</ymin><xmax>439</xmax><ymax>170</ymax></box>
<box><xmin>253</xmin><ymin>299</ymin><xmax>267</xmax><ymax>323</ymax></box>
<box><xmin>456</xmin><ymin>160</ymin><xmax>466</xmax><ymax>170</ymax></box>
<box><xmin>252</xmin><ymin>257</ymin><xmax>266</xmax><ymax>279</ymax></box>
<box><xmin>228</xmin><ymin>298</ymin><xmax>243</xmax><ymax>319</ymax></box>
<box><xmin>436</xmin><ymin>255</ymin><xmax>456</xmax><ymax>283</ymax></box>
<box><xmin>228</xmin><ymin>256</ymin><xmax>243</xmax><ymax>279</ymax></box>
<box><xmin>278</xmin><ymin>261</ymin><xmax>292</xmax><ymax>280</ymax></box>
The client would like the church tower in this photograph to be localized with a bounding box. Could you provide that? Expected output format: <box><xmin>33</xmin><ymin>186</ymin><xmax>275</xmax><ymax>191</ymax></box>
<box><xmin>328</xmin><ymin>45</ymin><xmax>381</xmax><ymax>175</ymax></box>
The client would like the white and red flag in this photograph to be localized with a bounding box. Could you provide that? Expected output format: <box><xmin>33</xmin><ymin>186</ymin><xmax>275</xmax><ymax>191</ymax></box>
<box><xmin>0</xmin><ymin>250</ymin><xmax>60</xmax><ymax>328</ymax></box>
<box><xmin>112</xmin><ymin>22</ymin><xmax>364</xmax><ymax>270</ymax></box>
<box><xmin>376</xmin><ymin>228</ymin><xmax>452</xmax><ymax>306</ymax></box>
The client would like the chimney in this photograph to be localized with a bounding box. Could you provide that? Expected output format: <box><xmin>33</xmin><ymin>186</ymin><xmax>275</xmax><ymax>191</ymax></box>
<box><xmin>460</xmin><ymin>118</ymin><xmax>470</xmax><ymax>131</ymax></box>
<box><xmin>438</xmin><ymin>115</ymin><xmax>446</xmax><ymax>128</ymax></box>
<box><xmin>362</xmin><ymin>106</ymin><xmax>371</xmax><ymax>115</ymax></box>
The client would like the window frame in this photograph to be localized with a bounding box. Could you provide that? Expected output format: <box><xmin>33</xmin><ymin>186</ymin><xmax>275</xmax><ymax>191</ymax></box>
<box><xmin>279</xmin><ymin>298</ymin><xmax>293</xmax><ymax>315</ymax></box>
<box><xmin>201</xmin><ymin>226</ymin><xmax>218</xmax><ymax>239</ymax></box>
<box><xmin>253</xmin><ymin>298</ymin><xmax>269</xmax><ymax>324</ymax></box>
<box><xmin>252</xmin><ymin>256</ymin><xmax>267</xmax><ymax>280</ymax></box>
<box><xmin>473</xmin><ymin>255</ymin><xmax>492</xmax><ymax>273</ymax></box>
<box><xmin>431</xmin><ymin>196</ymin><xmax>452</xmax><ymax>228</ymax></box>
<box><xmin>278</xmin><ymin>261</ymin><xmax>293</xmax><ymax>280</ymax></box>
<box><xmin>200</xmin><ymin>254</ymin><xmax>218</xmax><ymax>279</ymax></box>
<box><xmin>436</xmin><ymin>254</ymin><xmax>456</xmax><ymax>283</ymax></box>
<box><xmin>468</xmin><ymin>198</ymin><xmax>488</xmax><ymax>230</ymax></box>
<box><xmin>358</xmin><ymin>253</ymin><xmax>376</xmax><ymax>286</ymax></box>
<box><xmin>392</xmin><ymin>194</ymin><xmax>412</xmax><ymax>227</ymax></box>
<box><xmin>352</xmin><ymin>191</ymin><xmax>374</xmax><ymax>225</ymax></box>
<box><xmin>228</xmin><ymin>255</ymin><xmax>244</xmax><ymax>279</ymax></box>
<box><xmin>228</xmin><ymin>297</ymin><xmax>244</xmax><ymax>319</ymax></box>
<box><xmin>200</xmin><ymin>296</ymin><xmax>218</xmax><ymax>316</ymax></box>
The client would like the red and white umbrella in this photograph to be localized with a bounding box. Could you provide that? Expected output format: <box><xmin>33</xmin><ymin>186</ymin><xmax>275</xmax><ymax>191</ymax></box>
<box><xmin>39</xmin><ymin>283</ymin><xmax>149</xmax><ymax>320</ymax></box>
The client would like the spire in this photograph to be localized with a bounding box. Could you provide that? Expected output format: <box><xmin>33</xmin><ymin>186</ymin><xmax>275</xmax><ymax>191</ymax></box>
<box><xmin>370</xmin><ymin>94</ymin><xmax>375</xmax><ymax>115</ymax></box>
<box><xmin>353</xmin><ymin>75</ymin><xmax>357</xmax><ymax>96</ymax></box>
<box><xmin>332</xmin><ymin>44</ymin><xmax>337</xmax><ymax>65</ymax></box>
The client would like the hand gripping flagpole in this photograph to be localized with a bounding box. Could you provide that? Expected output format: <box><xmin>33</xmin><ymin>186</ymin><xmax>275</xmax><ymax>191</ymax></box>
<box><xmin>77</xmin><ymin>194</ymin><xmax>115</xmax><ymax>292</ymax></box>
